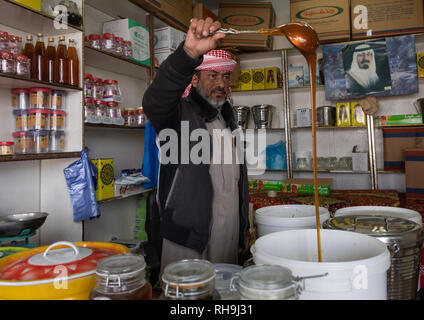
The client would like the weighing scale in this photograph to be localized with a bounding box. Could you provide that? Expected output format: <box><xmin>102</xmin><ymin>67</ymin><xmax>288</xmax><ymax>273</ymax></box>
<box><xmin>0</xmin><ymin>230</ymin><xmax>36</xmax><ymax>248</ymax></box>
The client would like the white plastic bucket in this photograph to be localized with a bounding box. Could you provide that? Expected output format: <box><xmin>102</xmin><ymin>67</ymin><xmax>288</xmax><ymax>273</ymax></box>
<box><xmin>251</xmin><ymin>229</ymin><xmax>391</xmax><ymax>300</ymax></box>
<box><xmin>255</xmin><ymin>205</ymin><xmax>330</xmax><ymax>237</ymax></box>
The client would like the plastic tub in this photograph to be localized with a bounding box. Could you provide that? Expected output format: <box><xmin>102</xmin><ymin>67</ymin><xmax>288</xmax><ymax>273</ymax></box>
<box><xmin>51</xmin><ymin>90</ymin><xmax>65</xmax><ymax>110</ymax></box>
<box><xmin>29</xmin><ymin>109</ymin><xmax>50</xmax><ymax>130</ymax></box>
<box><xmin>13</xmin><ymin>131</ymin><xmax>32</xmax><ymax>154</ymax></box>
<box><xmin>30</xmin><ymin>88</ymin><xmax>52</xmax><ymax>109</ymax></box>
<box><xmin>28</xmin><ymin>130</ymin><xmax>50</xmax><ymax>153</ymax></box>
<box><xmin>251</xmin><ymin>229</ymin><xmax>391</xmax><ymax>300</ymax></box>
<box><xmin>0</xmin><ymin>142</ymin><xmax>14</xmax><ymax>155</ymax></box>
<box><xmin>13</xmin><ymin>109</ymin><xmax>29</xmax><ymax>132</ymax></box>
<box><xmin>255</xmin><ymin>205</ymin><xmax>330</xmax><ymax>237</ymax></box>
<box><xmin>50</xmin><ymin>130</ymin><xmax>65</xmax><ymax>152</ymax></box>
<box><xmin>50</xmin><ymin>110</ymin><xmax>66</xmax><ymax>130</ymax></box>
<box><xmin>11</xmin><ymin>89</ymin><xmax>30</xmax><ymax>110</ymax></box>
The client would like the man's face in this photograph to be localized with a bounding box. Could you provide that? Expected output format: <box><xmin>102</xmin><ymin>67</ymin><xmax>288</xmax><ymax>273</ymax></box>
<box><xmin>356</xmin><ymin>51</ymin><xmax>373</xmax><ymax>70</ymax></box>
<box><xmin>192</xmin><ymin>70</ymin><xmax>231</xmax><ymax>103</ymax></box>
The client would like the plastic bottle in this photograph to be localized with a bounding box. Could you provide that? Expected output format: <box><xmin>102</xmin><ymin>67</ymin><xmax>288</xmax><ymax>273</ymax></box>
<box><xmin>46</xmin><ymin>37</ymin><xmax>56</xmax><ymax>83</ymax></box>
<box><xmin>54</xmin><ymin>36</ymin><xmax>68</xmax><ymax>84</ymax></box>
<box><xmin>34</xmin><ymin>33</ymin><xmax>47</xmax><ymax>81</ymax></box>
<box><xmin>67</xmin><ymin>38</ymin><xmax>79</xmax><ymax>87</ymax></box>
<box><xmin>23</xmin><ymin>35</ymin><xmax>35</xmax><ymax>78</ymax></box>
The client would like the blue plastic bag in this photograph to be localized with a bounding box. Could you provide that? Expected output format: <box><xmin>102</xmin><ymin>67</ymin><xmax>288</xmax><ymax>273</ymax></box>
<box><xmin>142</xmin><ymin>122</ymin><xmax>159</xmax><ymax>189</ymax></box>
<box><xmin>64</xmin><ymin>148</ymin><xmax>100</xmax><ymax>222</ymax></box>
<box><xmin>265</xmin><ymin>141</ymin><xmax>287</xmax><ymax>170</ymax></box>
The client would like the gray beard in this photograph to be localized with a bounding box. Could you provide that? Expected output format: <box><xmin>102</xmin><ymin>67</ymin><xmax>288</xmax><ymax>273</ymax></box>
<box><xmin>197</xmin><ymin>82</ymin><xmax>226</xmax><ymax>109</ymax></box>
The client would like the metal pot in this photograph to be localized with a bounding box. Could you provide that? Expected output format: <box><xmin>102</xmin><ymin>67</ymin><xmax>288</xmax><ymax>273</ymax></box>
<box><xmin>316</xmin><ymin>106</ymin><xmax>336</xmax><ymax>127</ymax></box>
<box><xmin>0</xmin><ymin>212</ymin><xmax>48</xmax><ymax>237</ymax></box>
<box><xmin>233</xmin><ymin>106</ymin><xmax>250</xmax><ymax>130</ymax></box>
<box><xmin>252</xmin><ymin>104</ymin><xmax>274</xmax><ymax>129</ymax></box>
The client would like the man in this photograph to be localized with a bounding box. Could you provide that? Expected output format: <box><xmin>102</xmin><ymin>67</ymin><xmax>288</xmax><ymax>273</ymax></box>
<box><xmin>142</xmin><ymin>18</ymin><xmax>250</xmax><ymax>273</ymax></box>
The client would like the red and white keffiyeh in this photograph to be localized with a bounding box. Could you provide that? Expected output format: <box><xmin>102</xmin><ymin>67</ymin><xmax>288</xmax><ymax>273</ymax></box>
<box><xmin>182</xmin><ymin>49</ymin><xmax>237</xmax><ymax>99</ymax></box>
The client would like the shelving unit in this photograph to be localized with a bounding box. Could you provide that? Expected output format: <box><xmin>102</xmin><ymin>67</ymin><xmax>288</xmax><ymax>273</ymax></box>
<box><xmin>97</xmin><ymin>188</ymin><xmax>153</xmax><ymax>205</ymax></box>
<box><xmin>0</xmin><ymin>152</ymin><xmax>81</xmax><ymax>162</ymax></box>
<box><xmin>85</xmin><ymin>123</ymin><xmax>146</xmax><ymax>130</ymax></box>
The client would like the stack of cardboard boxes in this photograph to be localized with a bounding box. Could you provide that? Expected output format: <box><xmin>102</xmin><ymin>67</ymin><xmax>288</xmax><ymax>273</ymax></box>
<box><xmin>154</xmin><ymin>27</ymin><xmax>186</xmax><ymax>67</ymax></box>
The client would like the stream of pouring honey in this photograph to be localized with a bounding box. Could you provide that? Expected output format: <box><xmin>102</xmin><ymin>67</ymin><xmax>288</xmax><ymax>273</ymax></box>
<box><xmin>259</xmin><ymin>23</ymin><xmax>322</xmax><ymax>262</ymax></box>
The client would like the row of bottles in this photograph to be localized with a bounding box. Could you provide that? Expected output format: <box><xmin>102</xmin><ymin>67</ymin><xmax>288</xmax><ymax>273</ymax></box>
<box><xmin>22</xmin><ymin>33</ymin><xmax>79</xmax><ymax>87</ymax></box>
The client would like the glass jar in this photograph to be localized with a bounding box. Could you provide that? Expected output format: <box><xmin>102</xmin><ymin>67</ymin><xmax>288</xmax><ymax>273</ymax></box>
<box><xmin>103</xmin><ymin>79</ymin><xmax>121</xmax><ymax>102</ymax></box>
<box><xmin>50</xmin><ymin>110</ymin><xmax>66</xmax><ymax>130</ymax></box>
<box><xmin>161</xmin><ymin>259</ymin><xmax>217</xmax><ymax>300</ymax></box>
<box><xmin>15</xmin><ymin>54</ymin><xmax>30</xmax><ymax>78</ymax></box>
<box><xmin>94</xmin><ymin>99</ymin><xmax>106</xmax><ymax>119</ymax></box>
<box><xmin>123</xmin><ymin>108</ymin><xmax>136</xmax><ymax>127</ymax></box>
<box><xmin>11</xmin><ymin>88</ymin><xmax>30</xmax><ymax>110</ymax></box>
<box><xmin>0</xmin><ymin>31</ymin><xmax>9</xmax><ymax>52</ymax></box>
<box><xmin>29</xmin><ymin>130</ymin><xmax>50</xmax><ymax>153</ymax></box>
<box><xmin>135</xmin><ymin>107</ymin><xmax>146</xmax><ymax>127</ymax></box>
<box><xmin>50</xmin><ymin>130</ymin><xmax>65</xmax><ymax>152</ymax></box>
<box><xmin>90</xmin><ymin>254</ymin><xmax>152</xmax><ymax>300</ymax></box>
<box><xmin>30</xmin><ymin>88</ymin><xmax>52</xmax><ymax>109</ymax></box>
<box><xmin>113</xmin><ymin>107</ymin><xmax>124</xmax><ymax>126</ymax></box>
<box><xmin>101</xmin><ymin>33</ymin><xmax>116</xmax><ymax>53</ymax></box>
<box><xmin>0</xmin><ymin>51</ymin><xmax>15</xmax><ymax>74</ymax></box>
<box><xmin>13</xmin><ymin>109</ymin><xmax>29</xmax><ymax>131</ymax></box>
<box><xmin>29</xmin><ymin>108</ymin><xmax>50</xmax><ymax>130</ymax></box>
<box><xmin>93</xmin><ymin>77</ymin><xmax>104</xmax><ymax>100</ymax></box>
<box><xmin>106</xmin><ymin>101</ymin><xmax>119</xmax><ymax>120</ymax></box>
<box><xmin>13</xmin><ymin>131</ymin><xmax>32</xmax><ymax>154</ymax></box>
<box><xmin>123</xmin><ymin>41</ymin><xmax>133</xmax><ymax>59</ymax></box>
<box><xmin>84</xmin><ymin>97</ymin><xmax>97</xmax><ymax>123</ymax></box>
<box><xmin>51</xmin><ymin>90</ymin><xmax>65</xmax><ymax>110</ymax></box>
<box><xmin>84</xmin><ymin>73</ymin><xmax>93</xmax><ymax>98</ymax></box>
<box><xmin>88</xmin><ymin>34</ymin><xmax>101</xmax><ymax>50</ymax></box>
<box><xmin>0</xmin><ymin>141</ymin><xmax>14</xmax><ymax>155</ymax></box>
<box><xmin>9</xmin><ymin>35</ymin><xmax>19</xmax><ymax>55</ymax></box>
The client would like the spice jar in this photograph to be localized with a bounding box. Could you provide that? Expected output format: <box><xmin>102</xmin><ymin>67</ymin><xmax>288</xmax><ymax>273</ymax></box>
<box><xmin>90</xmin><ymin>254</ymin><xmax>153</xmax><ymax>300</ymax></box>
<box><xmin>101</xmin><ymin>33</ymin><xmax>116</xmax><ymax>53</ymax></box>
<box><xmin>50</xmin><ymin>110</ymin><xmax>66</xmax><ymax>130</ymax></box>
<box><xmin>29</xmin><ymin>130</ymin><xmax>50</xmax><ymax>153</ymax></box>
<box><xmin>0</xmin><ymin>51</ymin><xmax>15</xmax><ymax>74</ymax></box>
<box><xmin>84</xmin><ymin>97</ymin><xmax>96</xmax><ymax>123</ymax></box>
<box><xmin>136</xmin><ymin>107</ymin><xmax>146</xmax><ymax>127</ymax></box>
<box><xmin>51</xmin><ymin>90</ymin><xmax>65</xmax><ymax>110</ymax></box>
<box><xmin>106</xmin><ymin>101</ymin><xmax>119</xmax><ymax>120</ymax></box>
<box><xmin>161</xmin><ymin>259</ymin><xmax>218</xmax><ymax>300</ymax></box>
<box><xmin>50</xmin><ymin>130</ymin><xmax>65</xmax><ymax>152</ymax></box>
<box><xmin>115</xmin><ymin>37</ymin><xmax>124</xmax><ymax>56</ymax></box>
<box><xmin>103</xmin><ymin>80</ymin><xmax>121</xmax><ymax>102</ymax></box>
<box><xmin>94</xmin><ymin>99</ymin><xmax>106</xmax><ymax>119</ymax></box>
<box><xmin>9</xmin><ymin>35</ymin><xmax>20</xmax><ymax>55</ymax></box>
<box><xmin>13</xmin><ymin>131</ymin><xmax>31</xmax><ymax>154</ymax></box>
<box><xmin>15</xmin><ymin>55</ymin><xmax>30</xmax><ymax>78</ymax></box>
<box><xmin>0</xmin><ymin>31</ymin><xmax>9</xmax><ymax>52</ymax></box>
<box><xmin>88</xmin><ymin>34</ymin><xmax>101</xmax><ymax>49</ymax></box>
<box><xmin>0</xmin><ymin>141</ymin><xmax>14</xmax><ymax>155</ymax></box>
<box><xmin>11</xmin><ymin>88</ymin><xmax>30</xmax><ymax>110</ymax></box>
<box><xmin>93</xmin><ymin>77</ymin><xmax>104</xmax><ymax>100</ymax></box>
<box><xmin>84</xmin><ymin>73</ymin><xmax>93</xmax><ymax>98</ymax></box>
<box><xmin>123</xmin><ymin>41</ymin><xmax>133</xmax><ymax>59</ymax></box>
<box><xmin>13</xmin><ymin>109</ymin><xmax>29</xmax><ymax>131</ymax></box>
<box><xmin>29</xmin><ymin>108</ymin><xmax>50</xmax><ymax>130</ymax></box>
<box><xmin>123</xmin><ymin>108</ymin><xmax>136</xmax><ymax>127</ymax></box>
<box><xmin>30</xmin><ymin>88</ymin><xmax>52</xmax><ymax>109</ymax></box>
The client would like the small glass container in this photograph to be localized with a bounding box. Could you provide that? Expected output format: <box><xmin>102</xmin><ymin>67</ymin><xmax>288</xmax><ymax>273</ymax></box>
<box><xmin>115</xmin><ymin>37</ymin><xmax>124</xmax><ymax>56</ymax></box>
<box><xmin>84</xmin><ymin>73</ymin><xmax>93</xmax><ymax>98</ymax></box>
<box><xmin>103</xmin><ymin>80</ymin><xmax>121</xmax><ymax>102</ymax></box>
<box><xmin>29</xmin><ymin>108</ymin><xmax>50</xmax><ymax>130</ymax></box>
<box><xmin>123</xmin><ymin>41</ymin><xmax>133</xmax><ymax>59</ymax></box>
<box><xmin>123</xmin><ymin>108</ymin><xmax>136</xmax><ymax>127</ymax></box>
<box><xmin>327</xmin><ymin>157</ymin><xmax>338</xmax><ymax>170</ymax></box>
<box><xmin>0</xmin><ymin>51</ymin><xmax>15</xmax><ymax>74</ymax></box>
<box><xmin>84</xmin><ymin>97</ymin><xmax>97</xmax><ymax>123</ymax></box>
<box><xmin>13</xmin><ymin>109</ymin><xmax>29</xmax><ymax>131</ymax></box>
<box><xmin>0</xmin><ymin>31</ymin><xmax>9</xmax><ymax>52</ymax></box>
<box><xmin>0</xmin><ymin>141</ymin><xmax>14</xmax><ymax>155</ymax></box>
<box><xmin>94</xmin><ymin>99</ymin><xmax>106</xmax><ymax>119</ymax></box>
<box><xmin>15</xmin><ymin>54</ymin><xmax>30</xmax><ymax>78</ymax></box>
<box><xmin>11</xmin><ymin>88</ymin><xmax>30</xmax><ymax>110</ymax></box>
<box><xmin>29</xmin><ymin>130</ymin><xmax>50</xmax><ymax>153</ymax></box>
<box><xmin>88</xmin><ymin>34</ymin><xmax>101</xmax><ymax>49</ymax></box>
<box><xmin>90</xmin><ymin>254</ymin><xmax>152</xmax><ymax>300</ymax></box>
<box><xmin>9</xmin><ymin>35</ymin><xmax>20</xmax><ymax>55</ymax></box>
<box><xmin>113</xmin><ymin>107</ymin><xmax>125</xmax><ymax>126</ymax></box>
<box><xmin>135</xmin><ymin>107</ymin><xmax>146</xmax><ymax>127</ymax></box>
<box><xmin>51</xmin><ymin>90</ymin><xmax>65</xmax><ymax>110</ymax></box>
<box><xmin>13</xmin><ymin>131</ymin><xmax>32</xmax><ymax>154</ymax></box>
<box><xmin>50</xmin><ymin>130</ymin><xmax>65</xmax><ymax>152</ymax></box>
<box><xmin>106</xmin><ymin>101</ymin><xmax>119</xmax><ymax>120</ymax></box>
<box><xmin>317</xmin><ymin>157</ymin><xmax>328</xmax><ymax>171</ymax></box>
<box><xmin>101</xmin><ymin>33</ymin><xmax>116</xmax><ymax>53</ymax></box>
<box><xmin>93</xmin><ymin>77</ymin><xmax>104</xmax><ymax>100</ymax></box>
<box><xmin>50</xmin><ymin>110</ymin><xmax>67</xmax><ymax>130</ymax></box>
<box><xmin>161</xmin><ymin>259</ymin><xmax>217</xmax><ymax>300</ymax></box>
<box><xmin>30</xmin><ymin>88</ymin><xmax>52</xmax><ymax>109</ymax></box>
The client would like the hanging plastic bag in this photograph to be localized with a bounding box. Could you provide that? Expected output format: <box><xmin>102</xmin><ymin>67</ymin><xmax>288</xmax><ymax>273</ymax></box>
<box><xmin>64</xmin><ymin>147</ymin><xmax>100</xmax><ymax>222</ymax></box>
<box><xmin>142</xmin><ymin>121</ymin><xmax>159</xmax><ymax>189</ymax></box>
<box><xmin>264</xmin><ymin>141</ymin><xmax>287</xmax><ymax>170</ymax></box>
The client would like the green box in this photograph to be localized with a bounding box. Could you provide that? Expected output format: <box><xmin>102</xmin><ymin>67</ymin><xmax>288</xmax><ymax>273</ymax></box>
<box><xmin>249</xmin><ymin>180</ymin><xmax>283</xmax><ymax>190</ymax></box>
<box><xmin>375</xmin><ymin>114</ymin><xmax>423</xmax><ymax>126</ymax></box>
<box><xmin>282</xmin><ymin>179</ymin><xmax>332</xmax><ymax>196</ymax></box>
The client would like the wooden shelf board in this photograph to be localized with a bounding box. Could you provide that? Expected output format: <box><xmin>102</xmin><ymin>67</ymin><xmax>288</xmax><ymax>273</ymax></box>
<box><xmin>0</xmin><ymin>73</ymin><xmax>82</xmax><ymax>92</ymax></box>
<box><xmin>97</xmin><ymin>188</ymin><xmax>153</xmax><ymax>205</ymax></box>
<box><xmin>0</xmin><ymin>151</ymin><xmax>81</xmax><ymax>162</ymax></box>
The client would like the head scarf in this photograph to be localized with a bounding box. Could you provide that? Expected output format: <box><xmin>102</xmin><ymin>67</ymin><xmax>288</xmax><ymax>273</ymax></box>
<box><xmin>348</xmin><ymin>44</ymin><xmax>379</xmax><ymax>89</ymax></box>
<box><xmin>182</xmin><ymin>49</ymin><xmax>237</xmax><ymax>99</ymax></box>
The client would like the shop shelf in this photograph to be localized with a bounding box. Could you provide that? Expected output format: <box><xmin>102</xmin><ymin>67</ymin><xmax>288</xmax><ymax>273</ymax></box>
<box><xmin>375</xmin><ymin>124</ymin><xmax>424</xmax><ymax>128</ymax></box>
<box><xmin>85</xmin><ymin>123</ymin><xmax>146</xmax><ymax>130</ymax></box>
<box><xmin>0</xmin><ymin>151</ymin><xmax>81</xmax><ymax>162</ymax></box>
<box><xmin>293</xmin><ymin>169</ymin><xmax>370</xmax><ymax>174</ymax></box>
<box><xmin>1</xmin><ymin>0</ymin><xmax>82</xmax><ymax>36</ymax></box>
<box><xmin>97</xmin><ymin>188</ymin><xmax>153</xmax><ymax>205</ymax></box>
<box><xmin>288</xmin><ymin>85</ymin><xmax>325</xmax><ymax>90</ymax></box>
<box><xmin>291</xmin><ymin>126</ymin><xmax>367</xmax><ymax>130</ymax></box>
<box><xmin>232</xmin><ymin>88</ymin><xmax>284</xmax><ymax>94</ymax></box>
<box><xmin>0</xmin><ymin>73</ymin><xmax>83</xmax><ymax>92</ymax></box>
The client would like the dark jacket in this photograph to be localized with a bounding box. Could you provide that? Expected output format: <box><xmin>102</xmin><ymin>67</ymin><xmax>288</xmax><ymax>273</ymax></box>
<box><xmin>142</xmin><ymin>42</ymin><xmax>250</xmax><ymax>253</ymax></box>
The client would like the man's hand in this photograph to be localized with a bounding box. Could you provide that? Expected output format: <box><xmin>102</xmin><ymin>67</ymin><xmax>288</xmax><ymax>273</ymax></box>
<box><xmin>183</xmin><ymin>18</ymin><xmax>226</xmax><ymax>60</ymax></box>
<box><xmin>360</xmin><ymin>95</ymin><xmax>379</xmax><ymax>116</ymax></box>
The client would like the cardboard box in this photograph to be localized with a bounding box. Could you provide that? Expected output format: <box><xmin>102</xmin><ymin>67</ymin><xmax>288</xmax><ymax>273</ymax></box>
<box><xmin>417</xmin><ymin>53</ymin><xmax>424</xmax><ymax>78</ymax></box>
<box><xmin>283</xmin><ymin>178</ymin><xmax>333</xmax><ymax>196</ymax></box>
<box><xmin>218</xmin><ymin>2</ymin><xmax>275</xmax><ymax>51</ymax></box>
<box><xmin>405</xmin><ymin>149</ymin><xmax>424</xmax><ymax>198</ymax></box>
<box><xmin>265</xmin><ymin>67</ymin><xmax>280</xmax><ymax>89</ymax></box>
<box><xmin>352</xmin><ymin>151</ymin><xmax>369</xmax><ymax>172</ymax></box>
<box><xmin>288</xmin><ymin>65</ymin><xmax>305</xmax><ymax>87</ymax></box>
<box><xmin>192</xmin><ymin>3</ymin><xmax>219</xmax><ymax>21</ymax></box>
<box><xmin>290</xmin><ymin>0</ymin><xmax>350</xmax><ymax>43</ymax></box>
<box><xmin>154</xmin><ymin>26</ymin><xmax>184</xmax><ymax>51</ymax></box>
<box><xmin>375</xmin><ymin>114</ymin><xmax>423</xmax><ymax>126</ymax></box>
<box><xmin>249</xmin><ymin>179</ymin><xmax>283</xmax><ymax>190</ymax></box>
<box><xmin>252</xmin><ymin>69</ymin><xmax>265</xmax><ymax>90</ymax></box>
<box><xmin>296</xmin><ymin>107</ymin><xmax>312</xmax><ymax>127</ymax></box>
<box><xmin>351</xmin><ymin>102</ymin><xmax>367</xmax><ymax>126</ymax></box>
<box><xmin>383</xmin><ymin>127</ymin><xmax>424</xmax><ymax>171</ymax></box>
<box><xmin>92</xmin><ymin>158</ymin><xmax>115</xmax><ymax>201</ymax></box>
<box><xmin>154</xmin><ymin>48</ymin><xmax>174</xmax><ymax>66</ymax></box>
<box><xmin>240</xmin><ymin>69</ymin><xmax>253</xmax><ymax>91</ymax></box>
<box><xmin>336</xmin><ymin>102</ymin><xmax>351</xmax><ymax>127</ymax></box>
<box><xmin>103</xmin><ymin>19</ymin><xmax>150</xmax><ymax>67</ymax></box>
<box><xmin>12</xmin><ymin>0</ymin><xmax>40</xmax><ymax>11</ymax></box>
<box><xmin>351</xmin><ymin>0</ymin><xmax>424</xmax><ymax>40</ymax></box>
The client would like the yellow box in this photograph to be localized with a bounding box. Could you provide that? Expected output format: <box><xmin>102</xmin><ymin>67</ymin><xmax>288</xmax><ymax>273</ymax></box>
<box><xmin>252</xmin><ymin>69</ymin><xmax>265</xmax><ymax>90</ymax></box>
<box><xmin>417</xmin><ymin>53</ymin><xmax>424</xmax><ymax>78</ymax></box>
<box><xmin>92</xmin><ymin>158</ymin><xmax>115</xmax><ymax>201</ymax></box>
<box><xmin>240</xmin><ymin>69</ymin><xmax>253</xmax><ymax>91</ymax></box>
<box><xmin>265</xmin><ymin>67</ymin><xmax>280</xmax><ymax>89</ymax></box>
<box><xmin>11</xmin><ymin>0</ymin><xmax>40</xmax><ymax>11</ymax></box>
<box><xmin>336</xmin><ymin>102</ymin><xmax>351</xmax><ymax>127</ymax></box>
<box><xmin>351</xmin><ymin>102</ymin><xmax>367</xmax><ymax>127</ymax></box>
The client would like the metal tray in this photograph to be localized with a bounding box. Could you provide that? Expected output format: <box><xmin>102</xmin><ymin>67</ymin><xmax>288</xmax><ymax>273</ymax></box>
<box><xmin>0</xmin><ymin>212</ymin><xmax>48</xmax><ymax>238</ymax></box>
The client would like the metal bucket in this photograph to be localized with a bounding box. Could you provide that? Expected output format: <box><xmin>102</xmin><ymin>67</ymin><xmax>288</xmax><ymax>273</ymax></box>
<box><xmin>316</xmin><ymin>106</ymin><xmax>336</xmax><ymax>127</ymax></box>
<box><xmin>323</xmin><ymin>215</ymin><xmax>423</xmax><ymax>300</ymax></box>
<box><xmin>252</xmin><ymin>104</ymin><xmax>274</xmax><ymax>129</ymax></box>
<box><xmin>233</xmin><ymin>106</ymin><xmax>250</xmax><ymax>130</ymax></box>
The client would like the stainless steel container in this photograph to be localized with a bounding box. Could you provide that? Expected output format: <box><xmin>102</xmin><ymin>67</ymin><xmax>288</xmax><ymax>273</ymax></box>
<box><xmin>316</xmin><ymin>106</ymin><xmax>336</xmax><ymax>127</ymax></box>
<box><xmin>233</xmin><ymin>106</ymin><xmax>250</xmax><ymax>130</ymax></box>
<box><xmin>323</xmin><ymin>215</ymin><xmax>423</xmax><ymax>300</ymax></box>
<box><xmin>252</xmin><ymin>104</ymin><xmax>274</xmax><ymax>129</ymax></box>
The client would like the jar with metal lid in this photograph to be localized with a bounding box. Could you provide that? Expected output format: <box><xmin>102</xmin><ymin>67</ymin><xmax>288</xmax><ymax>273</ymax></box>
<box><xmin>106</xmin><ymin>101</ymin><xmax>119</xmax><ymax>120</ymax></box>
<box><xmin>13</xmin><ymin>131</ymin><xmax>32</xmax><ymax>154</ymax></box>
<box><xmin>84</xmin><ymin>97</ymin><xmax>97</xmax><ymax>123</ymax></box>
<box><xmin>92</xmin><ymin>77</ymin><xmax>104</xmax><ymax>100</ymax></box>
<box><xmin>323</xmin><ymin>215</ymin><xmax>423</xmax><ymax>300</ymax></box>
<box><xmin>161</xmin><ymin>259</ymin><xmax>218</xmax><ymax>300</ymax></box>
<box><xmin>11</xmin><ymin>88</ymin><xmax>30</xmax><ymax>110</ymax></box>
<box><xmin>94</xmin><ymin>99</ymin><xmax>106</xmax><ymax>120</ymax></box>
<box><xmin>0</xmin><ymin>31</ymin><xmax>9</xmax><ymax>52</ymax></box>
<box><xmin>9</xmin><ymin>35</ymin><xmax>19</xmax><ymax>55</ymax></box>
<box><xmin>30</xmin><ymin>88</ymin><xmax>52</xmax><ymax>109</ymax></box>
<box><xmin>90</xmin><ymin>254</ymin><xmax>152</xmax><ymax>300</ymax></box>
<box><xmin>15</xmin><ymin>55</ymin><xmax>30</xmax><ymax>78</ymax></box>
<box><xmin>29</xmin><ymin>109</ymin><xmax>50</xmax><ymax>130</ymax></box>
<box><xmin>84</xmin><ymin>74</ymin><xmax>93</xmax><ymax>98</ymax></box>
<box><xmin>123</xmin><ymin>108</ymin><xmax>136</xmax><ymax>127</ymax></box>
<box><xmin>13</xmin><ymin>109</ymin><xmax>29</xmax><ymax>131</ymax></box>
<box><xmin>101</xmin><ymin>33</ymin><xmax>116</xmax><ymax>53</ymax></box>
<box><xmin>51</xmin><ymin>90</ymin><xmax>65</xmax><ymax>110</ymax></box>
<box><xmin>50</xmin><ymin>110</ymin><xmax>67</xmax><ymax>130</ymax></box>
<box><xmin>29</xmin><ymin>130</ymin><xmax>50</xmax><ymax>153</ymax></box>
<box><xmin>50</xmin><ymin>130</ymin><xmax>65</xmax><ymax>152</ymax></box>
<box><xmin>123</xmin><ymin>41</ymin><xmax>133</xmax><ymax>59</ymax></box>
<box><xmin>88</xmin><ymin>34</ymin><xmax>101</xmax><ymax>49</ymax></box>
<box><xmin>0</xmin><ymin>141</ymin><xmax>14</xmax><ymax>155</ymax></box>
<box><xmin>135</xmin><ymin>107</ymin><xmax>146</xmax><ymax>127</ymax></box>
<box><xmin>0</xmin><ymin>51</ymin><xmax>15</xmax><ymax>74</ymax></box>
<box><xmin>115</xmin><ymin>37</ymin><xmax>124</xmax><ymax>56</ymax></box>
<box><xmin>103</xmin><ymin>80</ymin><xmax>121</xmax><ymax>103</ymax></box>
